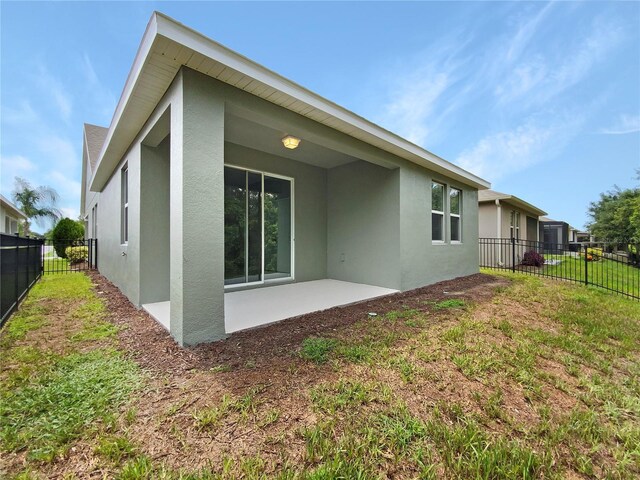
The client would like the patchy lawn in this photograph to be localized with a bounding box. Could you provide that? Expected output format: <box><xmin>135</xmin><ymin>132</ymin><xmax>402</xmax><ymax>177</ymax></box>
<box><xmin>1</xmin><ymin>271</ymin><xmax>639</xmax><ymax>479</ymax></box>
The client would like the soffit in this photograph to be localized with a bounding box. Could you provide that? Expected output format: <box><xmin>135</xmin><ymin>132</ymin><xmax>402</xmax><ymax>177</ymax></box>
<box><xmin>90</xmin><ymin>12</ymin><xmax>490</xmax><ymax>192</ymax></box>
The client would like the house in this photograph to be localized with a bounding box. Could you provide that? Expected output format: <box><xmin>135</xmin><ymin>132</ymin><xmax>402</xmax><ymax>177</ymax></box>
<box><xmin>478</xmin><ymin>190</ymin><xmax>546</xmax><ymax>266</ymax></box>
<box><xmin>539</xmin><ymin>216</ymin><xmax>569</xmax><ymax>253</ymax></box>
<box><xmin>80</xmin><ymin>12</ymin><xmax>490</xmax><ymax>346</ymax></box>
<box><xmin>0</xmin><ymin>194</ymin><xmax>27</xmax><ymax>235</ymax></box>
<box><xmin>478</xmin><ymin>190</ymin><xmax>546</xmax><ymax>241</ymax></box>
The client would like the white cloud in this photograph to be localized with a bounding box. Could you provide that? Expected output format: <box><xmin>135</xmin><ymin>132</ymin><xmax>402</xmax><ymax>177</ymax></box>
<box><xmin>35</xmin><ymin>62</ymin><xmax>73</xmax><ymax>122</ymax></box>
<box><xmin>455</xmin><ymin>123</ymin><xmax>553</xmax><ymax>181</ymax></box>
<box><xmin>81</xmin><ymin>53</ymin><xmax>117</xmax><ymax>122</ymax></box>
<box><xmin>598</xmin><ymin>114</ymin><xmax>640</xmax><ymax>135</ymax></box>
<box><xmin>0</xmin><ymin>154</ymin><xmax>36</xmax><ymax>195</ymax></box>
<box><xmin>455</xmin><ymin>111</ymin><xmax>588</xmax><ymax>182</ymax></box>
<box><xmin>494</xmin><ymin>17</ymin><xmax>624</xmax><ymax>106</ymax></box>
<box><xmin>35</xmin><ymin>134</ymin><xmax>78</xmax><ymax>170</ymax></box>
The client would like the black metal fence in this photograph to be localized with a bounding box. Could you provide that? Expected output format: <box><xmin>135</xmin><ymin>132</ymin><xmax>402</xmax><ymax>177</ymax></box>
<box><xmin>1</xmin><ymin>234</ymin><xmax>44</xmax><ymax>326</ymax></box>
<box><xmin>43</xmin><ymin>238</ymin><xmax>98</xmax><ymax>274</ymax></box>
<box><xmin>479</xmin><ymin>237</ymin><xmax>640</xmax><ymax>300</ymax></box>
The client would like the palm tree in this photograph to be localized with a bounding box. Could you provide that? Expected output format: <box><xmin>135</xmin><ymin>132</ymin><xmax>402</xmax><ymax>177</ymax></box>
<box><xmin>12</xmin><ymin>177</ymin><xmax>62</xmax><ymax>235</ymax></box>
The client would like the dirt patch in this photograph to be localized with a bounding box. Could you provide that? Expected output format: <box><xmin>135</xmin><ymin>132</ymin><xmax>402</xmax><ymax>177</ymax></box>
<box><xmin>88</xmin><ymin>271</ymin><xmax>507</xmax><ymax>376</ymax></box>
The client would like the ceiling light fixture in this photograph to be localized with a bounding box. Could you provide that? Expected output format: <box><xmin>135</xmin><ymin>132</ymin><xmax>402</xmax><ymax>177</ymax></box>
<box><xmin>282</xmin><ymin>135</ymin><xmax>301</xmax><ymax>149</ymax></box>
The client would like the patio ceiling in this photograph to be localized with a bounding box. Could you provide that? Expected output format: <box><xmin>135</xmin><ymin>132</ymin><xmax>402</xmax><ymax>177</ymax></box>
<box><xmin>90</xmin><ymin>12</ymin><xmax>491</xmax><ymax>192</ymax></box>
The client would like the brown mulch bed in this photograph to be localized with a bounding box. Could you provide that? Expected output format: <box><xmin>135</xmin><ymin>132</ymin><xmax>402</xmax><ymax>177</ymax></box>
<box><xmin>88</xmin><ymin>271</ymin><xmax>508</xmax><ymax>376</ymax></box>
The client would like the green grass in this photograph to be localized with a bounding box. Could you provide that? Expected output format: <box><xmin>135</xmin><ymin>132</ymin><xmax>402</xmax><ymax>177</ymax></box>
<box><xmin>433</xmin><ymin>298</ymin><xmax>466</xmax><ymax>309</ymax></box>
<box><xmin>3</xmin><ymin>267</ymin><xmax>640</xmax><ymax>479</ymax></box>
<box><xmin>0</xmin><ymin>273</ymin><xmax>142</xmax><ymax>467</ymax></box>
<box><xmin>540</xmin><ymin>255</ymin><xmax>639</xmax><ymax>298</ymax></box>
<box><xmin>0</xmin><ymin>349</ymin><xmax>141</xmax><ymax>461</ymax></box>
<box><xmin>299</xmin><ymin>337</ymin><xmax>338</xmax><ymax>364</ymax></box>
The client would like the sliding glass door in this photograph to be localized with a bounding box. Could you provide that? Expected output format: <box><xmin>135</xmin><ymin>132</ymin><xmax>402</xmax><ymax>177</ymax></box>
<box><xmin>224</xmin><ymin>166</ymin><xmax>293</xmax><ymax>286</ymax></box>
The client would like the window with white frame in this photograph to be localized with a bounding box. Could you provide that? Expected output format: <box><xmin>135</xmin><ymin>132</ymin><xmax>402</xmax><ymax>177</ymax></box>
<box><xmin>450</xmin><ymin>188</ymin><xmax>462</xmax><ymax>242</ymax></box>
<box><xmin>510</xmin><ymin>211</ymin><xmax>520</xmax><ymax>240</ymax></box>
<box><xmin>91</xmin><ymin>204</ymin><xmax>98</xmax><ymax>239</ymax></box>
<box><xmin>121</xmin><ymin>166</ymin><xmax>128</xmax><ymax>244</ymax></box>
<box><xmin>431</xmin><ymin>182</ymin><xmax>445</xmax><ymax>242</ymax></box>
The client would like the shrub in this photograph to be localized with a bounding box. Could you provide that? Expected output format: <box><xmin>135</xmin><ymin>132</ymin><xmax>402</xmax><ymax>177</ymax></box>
<box><xmin>51</xmin><ymin>218</ymin><xmax>84</xmax><ymax>258</ymax></box>
<box><xmin>65</xmin><ymin>246</ymin><xmax>88</xmax><ymax>264</ymax></box>
<box><xmin>521</xmin><ymin>250</ymin><xmax>545</xmax><ymax>267</ymax></box>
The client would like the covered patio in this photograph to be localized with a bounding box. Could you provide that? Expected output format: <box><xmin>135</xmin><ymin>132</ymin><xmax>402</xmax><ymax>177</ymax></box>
<box><xmin>142</xmin><ymin>279</ymin><xmax>398</xmax><ymax>334</ymax></box>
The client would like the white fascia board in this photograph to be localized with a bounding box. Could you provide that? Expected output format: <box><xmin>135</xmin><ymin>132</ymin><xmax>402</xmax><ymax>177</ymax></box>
<box><xmin>0</xmin><ymin>195</ymin><xmax>27</xmax><ymax>220</ymax></box>
<box><xmin>90</xmin><ymin>11</ymin><xmax>490</xmax><ymax>192</ymax></box>
<box><xmin>497</xmin><ymin>196</ymin><xmax>547</xmax><ymax>217</ymax></box>
<box><xmin>154</xmin><ymin>13</ymin><xmax>489</xmax><ymax>189</ymax></box>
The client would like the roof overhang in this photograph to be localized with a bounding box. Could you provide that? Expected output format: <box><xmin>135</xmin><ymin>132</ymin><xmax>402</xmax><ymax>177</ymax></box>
<box><xmin>90</xmin><ymin>11</ymin><xmax>491</xmax><ymax>192</ymax></box>
<box><xmin>480</xmin><ymin>195</ymin><xmax>547</xmax><ymax>217</ymax></box>
<box><xmin>0</xmin><ymin>194</ymin><xmax>27</xmax><ymax>220</ymax></box>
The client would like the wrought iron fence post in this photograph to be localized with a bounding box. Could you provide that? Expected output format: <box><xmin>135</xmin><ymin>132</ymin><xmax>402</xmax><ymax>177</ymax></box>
<box><xmin>511</xmin><ymin>237</ymin><xmax>516</xmax><ymax>272</ymax></box>
<box><xmin>584</xmin><ymin>243</ymin><xmax>589</xmax><ymax>286</ymax></box>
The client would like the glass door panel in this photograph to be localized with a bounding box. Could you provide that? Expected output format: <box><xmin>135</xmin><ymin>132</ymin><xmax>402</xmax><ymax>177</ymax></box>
<box><xmin>264</xmin><ymin>175</ymin><xmax>291</xmax><ymax>279</ymax></box>
<box><xmin>224</xmin><ymin>167</ymin><xmax>246</xmax><ymax>285</ymax></box>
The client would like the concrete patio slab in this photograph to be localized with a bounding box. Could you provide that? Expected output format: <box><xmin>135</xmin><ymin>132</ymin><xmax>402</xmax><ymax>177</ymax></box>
<box><xmin>224</xmin><ymin>279</ymin><xmax>398</xmax><ymax>333</ymax></box>
<box><xmin>142</xmin><ymin>301</ymin><xmax>170</xmax><ymax>331</ymax></box>
<box><xmin>142</xmin><ymin>280</ymin><xmax>398</xmax><ymax>336</ymax></box>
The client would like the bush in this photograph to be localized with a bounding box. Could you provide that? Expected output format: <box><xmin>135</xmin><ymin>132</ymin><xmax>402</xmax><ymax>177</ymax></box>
<box><xmin>521</xmin><ymin>250</ymin><xmax>545</xmax><ymax>267</ymax></box>
<box><xmin>51</xmin><ymin>218</ymin><xmax>84</xmax><ymax>258</ymax></box>
<box><xmin>65</xmin><ymin>246</ymin><xmax>88</xmax><ymax>264</ymax></box>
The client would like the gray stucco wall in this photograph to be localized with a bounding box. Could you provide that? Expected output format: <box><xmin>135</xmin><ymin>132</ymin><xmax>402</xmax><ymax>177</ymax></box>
<box><xmin>225</xmin><ymin>142</ymin><xmax>328</xmax><ymax>283</ymax></box>
<box><xmin>399</xmin><ymin>165</ymin><xmax>479</xmax><ymax>291</ymax></box>
<box><xmin>139</xmin><ymin>136</ymin><xmax>170</xmax><ymax>305</ymax></box>
<box><xmin>327</xmin><ymin>161</ymin><xmax>401</xmax><ymax>290</ymax></box>
<box><xmin>95</xmin><ymin>144</ymin><xmax>141</xmax><ymax>305</ymax></box>
<box><xmin>91</xmin><ymin>66</ymin><xmax>484</xmax><ymax>345</ymax></box>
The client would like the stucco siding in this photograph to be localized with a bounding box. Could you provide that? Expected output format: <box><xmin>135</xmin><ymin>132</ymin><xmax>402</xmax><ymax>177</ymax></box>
<box><xmin>400</xmin><ymin>165</ymin><xmax>479</xmax><ymax>291</ymax></box>
<box><xmin>96</xmin><ymin>145</ymin><xmax>141</xmax><ymax>306</ymax></box>
<box><xmin>478</xmin><ymin>203</ymin><xmax>498</xmax><ymax>238</ymax></box>
<box><xmin>327</xmin><ymin>161</ymin><xmax>401</xmax><ymax>290</ymax></box>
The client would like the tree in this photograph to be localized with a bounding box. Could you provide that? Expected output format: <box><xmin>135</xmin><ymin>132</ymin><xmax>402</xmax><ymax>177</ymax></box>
<box><xmin>12</xmin><ymin>177</ymin><xmax>62</xmax><ymax>235</ymax></box>
<box><xmin>587</xmin><ymin>172</ymin><xmax>640</xmax><ymax>241</ymax></box>
<box><xmin>51</xmin><ymin>218</ymin><xmax>84</xmax><ymax>258</ymax></box>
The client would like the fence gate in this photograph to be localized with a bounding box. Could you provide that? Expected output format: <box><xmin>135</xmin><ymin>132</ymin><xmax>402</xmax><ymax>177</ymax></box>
<box><xmin>43</xmin><ymin>238</ymin><xmax>98</xmax><ymax>274</ymax></box>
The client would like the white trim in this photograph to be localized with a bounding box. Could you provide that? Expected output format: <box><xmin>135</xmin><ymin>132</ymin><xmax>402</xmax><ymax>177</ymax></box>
<box><xmin>89</xmin><ymin>12</ymin><xmax>491</xmax><ymax>192</ymax></box>
<box><xmin>431</xmin><ymin>181</ymin><xmax>445</xmax><ymax>243</ymax></box>
<box><xmin>121</xmin><ymin>164</ymin><xmax>129</xmax><ymax>245</ymax></box>
<box><xmin>449</xmin><ymin>187</ymin><xmax>462</xmax><ymax>244</ymax></box>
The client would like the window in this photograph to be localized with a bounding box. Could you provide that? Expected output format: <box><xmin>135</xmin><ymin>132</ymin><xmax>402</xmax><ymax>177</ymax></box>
<box><xmin>450</xmin><ymin>188</ymin><xmax>462</xmax><ymax>242</ymax></box>
<box><xmin>121</xmin><ymin>165</ymin><xmax>128</xmax><ymax>244</ymax></box>
<box><xmin>4</xmin><ymin>216</ymin><xmax>9</xmax><ymax>234</ymax></box>
<box><xmin>91</xmin><ymin>204</ymin><xmax>98</xmax><ymax>239</ymax></box>
<box><xmin>510</xmin><ymin>211</ymin><xmax>520</xmax><ymax>240</ymax></box>
<box><xmin>431</xmin><ymin>182</ymin><xmax>445</xmax><ymax>242</ymax></box>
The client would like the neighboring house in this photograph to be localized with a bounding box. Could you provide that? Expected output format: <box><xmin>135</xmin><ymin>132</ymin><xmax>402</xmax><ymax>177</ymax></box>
<box><xmin>81</xmin><ymin>124</ymin><xmax>109</xmax><ymax>240</ymax></box>
<box><xmin>539</xmin><ymin>217</ymin><xmax>569</xmax><ymax>252</ymax></box>
<box><xmin>478</xmin><ymin>190</ymin><xmax>546</xmax><ymax>241</ymax></box>
<box><xmin>0</xmin><ymin>194</ymin><xmax>27</xmax><ymax>235</ymax></box>
<box><xmin>569</xmin><ymin>228</ymin><xmax>594</xmax><ymax>244</ymax></box>
<box><xmin>478</xmin><ymin>190</ymin><xmax>547</xmax><ymax>266</ymax></box>
<box><xmin>80</xmin><ymin>12</ymin><xmax>490</xmax><ymax>346</ymax></box>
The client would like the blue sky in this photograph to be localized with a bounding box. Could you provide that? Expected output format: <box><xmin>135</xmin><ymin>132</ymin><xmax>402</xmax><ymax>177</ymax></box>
<box><xmin>1</xmin><ymin>1</ymin><xmax>639</xmax><ymax>232</ymax></box>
